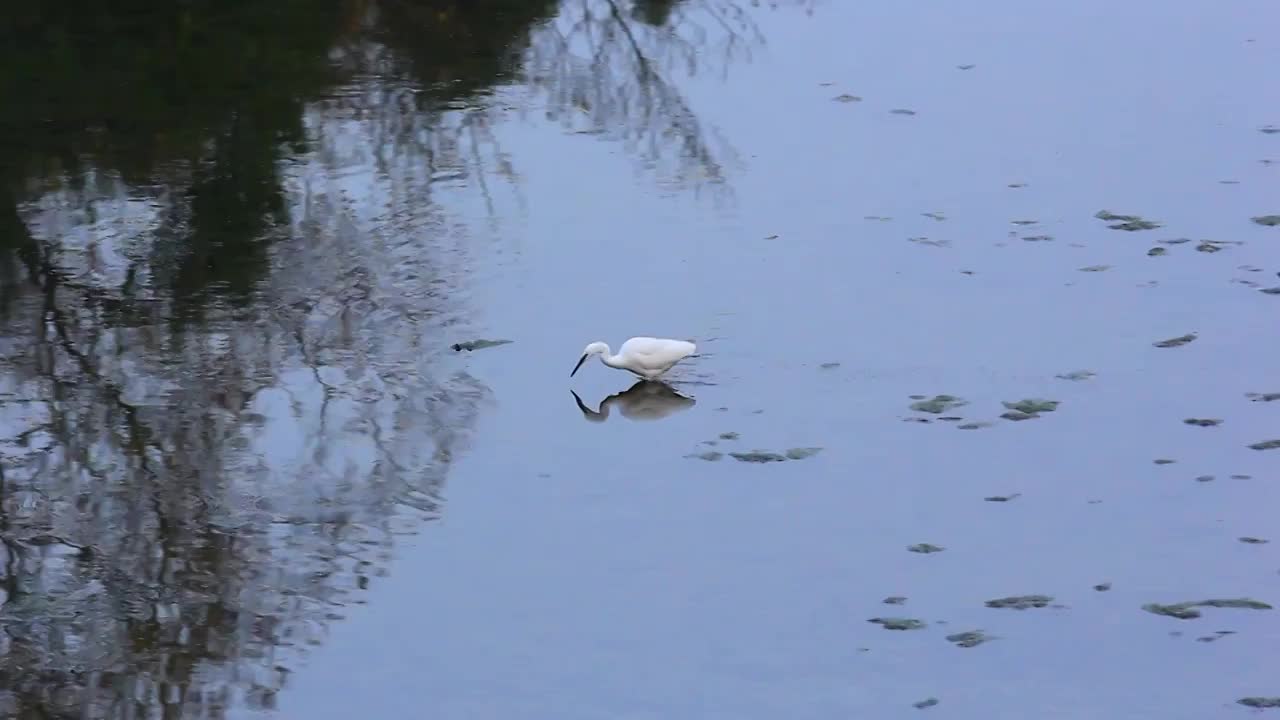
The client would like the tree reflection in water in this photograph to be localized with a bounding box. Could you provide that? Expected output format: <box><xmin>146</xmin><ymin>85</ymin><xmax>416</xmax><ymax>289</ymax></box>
<box><xmin>0</xmin><ymin>0</ymin><xmax>782</xmax><ymax>716</ymax></box>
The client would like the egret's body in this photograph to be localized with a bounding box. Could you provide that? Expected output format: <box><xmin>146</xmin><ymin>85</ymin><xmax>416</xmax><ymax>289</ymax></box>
<box><xmin>570</xmin><ymin>336</ymin><xmax>696</xmax><ymax>380</ymax></box>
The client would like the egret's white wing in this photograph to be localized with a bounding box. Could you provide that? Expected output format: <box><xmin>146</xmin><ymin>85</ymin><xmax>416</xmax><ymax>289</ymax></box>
<box><xmin>620</xmin><ymin>336</ymin><xmax>696</xmax><ymax>362</ymax></box>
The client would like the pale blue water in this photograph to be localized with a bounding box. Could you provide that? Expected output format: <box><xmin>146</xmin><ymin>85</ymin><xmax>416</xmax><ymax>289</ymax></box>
<box><xmin>2</xmin><ymin>1</ymin><xmax>1278</xmax><ymax>718</ymax></box>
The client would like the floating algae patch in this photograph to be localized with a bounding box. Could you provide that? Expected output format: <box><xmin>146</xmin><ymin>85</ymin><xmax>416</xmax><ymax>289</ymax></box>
<box><xmin>1183</xmin><ymin>418</ymin><xmax>1223</xmax><ymax>427</ymax></box>
<box><xmin>889</xmin><ymin>108</ymin><xmax>917</xmax><ymax>115</ymax></box>
<box><xmin>819</xmin><ymin>362</ymin><xmax>841</xmax><ymax>369</ymax></box>
<box><xmin>1111</xmin><ymin>220</ymin><xmax>1161</xmax><ymax>230</ymax></box>
<box><xmin>957</xmin><ymin>63</ymin><xmax>976</xmax><ymax>70</ymax></box>
<box><xmin>1011</xmin><ymin>219</ymin><xmax>1039</xmax><ymax>225</ymax></box>
<box><xmin>785</xmin><ymin>447</ymin><xmax>823</xmax><ymax>460</ymax></box>
<box><xmin>1239</xmin><ymin>698</ymin><xmax>1280</xmax><ymax>709</ymax></box>
<box><xmin>1249</xmin><ymin>439</ymin><xmax>1280</xmax><ymax>451</ymax></box>
<box><xmin>1247</xmin><ymin>392</ymin><xmax>1280</xmax><ymax>402</ymax></box>
<box><xmin>1022</xmin><ymin>234</ymin><xmax>1054</xmax><ymax>242</ymax></box>
<box><xmin>1057</xmin><ymin>370</ymin><xmax>1096</xmax><ymax>381</ymax></box>
<box><xmin>984</xmin><ymin>493</ymin><xmax>1021</xmax><ymax>502</ymax></box>
<box><xmin>1003</xmin><ymin>399</ymin><xmax>1060</xmax><ymax>414</ymax></box>
<box><xmin>1154</xmin><ymin>332</ymin><xmax>1197</xmax><ymax>348</ymax></box>
<box><xmin>1142</xmin><ymin>598</ymin><xmax>1273</xmax><ymax>619</ymax></box>
<box><xmin>868</xmin><ymin>617</ymin><xmax>926</xmax><ymax>630</ymax></box>
<box><xmin>451</xmin><ymin>338</ymin><xmax>513</xmax><ymax>351</ymax></box>
<box><xmin>938</xmin><ymin>416</ymin><xmax>963</xmax><ymax>422</ymax></box>
<box><xmin>1095</xmin><ymin>209</ymin><xmax>1162</xmax><ymax>231</ymax></box>
<box><xmin>719</xmin><ymin>432</ymin><xmax>740</xmax><ymax>440</ymax></box>
<box><xmin>832</xmin><ymin>93</ymin><xmax>862</xmax><ymax>103</ymax></box>
<box><xmin>1260</xmin><ymin>287</ymin><xmax>1280</xmax><ymax>295</ymax></box>
<box><xmin>1239</xmin><ymin>537</ymin><xmax>1269</xmax><ymax>544</ymax></box>
<box><xmin>730</xmin><ymin>451</ymin><xmax>788</xmax><ymax>463</ymax></box>
<box><xmin>910</xmin><ymin>395</ymin><xmax>968</xmax><ymax>414</ymax></box>
<box><xmin>883</xmin><ymin>596</ymin><xmax>908</xmax><ymax>605</ymax></box>
<box><xmin>923</xmin><ymin>211</ymin><xmax>947</xmax><ymax>221</ymax></box>
<box><xmin>1154</xmin><ymin>458</ymin><xmax>1177</xmax><ymax>465</ymax></box>
<box><xmin>1096</xmin><ymin>210</ymin><xmax>1138</xmax><ymax>221</ymax></box>
<box><xmin>999</xmin><ymin>399</ymin><xmax>1059</xmax><ymax>421</ymax></box>
<box><xmin>1196</xmin><ymin>240</ymin><xmax>1230</xmax><ymax>253</ymax></box>
<box><xmin>1252</xmin><ymin>215</ymin><xmax>1280</xmax><ymax>226</ymax></box>
<box><xmin>1143</xmin><ymin>603</ymin><xmax>1201</xmax><ymax>619</ymax></box>
<box><xmin>945</xmin><ymin>630</ymin><xmax>994</xmax><ymax>648</ymax></box>
<box><xmin>1078</xmin><ymin>265</ymin><xmax>1111</xmax><ymax>272</ymax></box>
<box><xmin>986</xmin><ymin>595</ymin><xmax>1053</xmax><ymax>610</ymax></box>
<box><xmin>913</xmin><ymin>698</ymin><xmax>939</xmax><ymax>710</ymax></box>
<box><xmin>1095</xmin><ymin>582</ymin><xmax>1112</xmax><ymax>592</ymax></box>
<box><xmin>907</xmin><ymin>543</ymin><xmax>945</xmax><ymax>554</ymax></box>
<box><xmin>1101</xmin><ymin>215</ymin><xmax>1162</xmax><ymax>231</ymax></box>
<box><xmin>1196</xmin><ymin>631</ymin><xmax>1235</xmax><ymax>642</ymax></box>
<box><xmin>1198</xmin><ymin>598</ymin><xmax>1271</xmax><ymax>610</ymax></box>
<box><xmin>1148</xmin><ymin>247</ymin><xmax>1168</xmax><ymax>256</ymax></box>
<box><xmin>909</xmin><ymin>236</ymin><xmax>949</xmax><ymax>247</ymax></box>
<box><xmin>1196</xmin><ymin>475</ymin><xmax>1215</xmax><ymax>482</ymax></box>
<box><xmin>687</xmin><ymin>451</ymin><xmax>724</xmax><ymax>461</ymax></box>
<box><xmin>957</xmin><ymin>421</ymin><xmax>993</xmax><ymax>430</ymax></box>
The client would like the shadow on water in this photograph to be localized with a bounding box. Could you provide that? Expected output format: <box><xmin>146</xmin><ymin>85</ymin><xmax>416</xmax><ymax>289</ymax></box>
<box><xmin>0</xmin><ymin>0</ymin><xmax>772</xmax><ymax>716</ymax></box>
<box><xmin>570</xmin><ymin>380</ymin><xmax>697</xmax><ymax>422</ymax></box>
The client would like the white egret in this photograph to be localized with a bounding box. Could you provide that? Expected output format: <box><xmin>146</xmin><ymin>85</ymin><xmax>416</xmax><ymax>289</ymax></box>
<box><xmin>570</xmin><ymin>337</ymin><xmax>696</xmax><ymax>380</ymax></box>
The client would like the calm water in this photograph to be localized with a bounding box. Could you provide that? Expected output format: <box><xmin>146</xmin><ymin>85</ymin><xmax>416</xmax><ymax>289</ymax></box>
<box><xmin>2</xmin><ymin>1</ymin><xmax>1279</xmax><ymax>718</ymax></box>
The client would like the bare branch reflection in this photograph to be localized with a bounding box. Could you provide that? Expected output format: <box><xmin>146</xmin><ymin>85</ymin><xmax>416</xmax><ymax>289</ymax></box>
<box><xmin>0</xmin><ymin>0</ymin><xmax>798</xmax><ymax>716</ymax></box>
<box><xmin>523</xmin><ymin>0</ymin><xmax>768</xmax><ymax>189</ymax></box>
<box><xmin>1</xmin><ymin>126</ymin><xmax>492</xmax><ymax>717</ymax></box>
<box><xmin>0</xmin><ymin>18</ymin><xmax>498</xmax><ymax>719</ymax></box>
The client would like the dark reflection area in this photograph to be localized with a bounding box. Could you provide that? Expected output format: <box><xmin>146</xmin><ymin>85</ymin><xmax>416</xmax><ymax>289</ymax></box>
<box><xmin>571</xmin><ymin>380</ymin><xmax>696</xmax><ymax>422</ymax></box>
<box><xmin>0</xmin><ymin>0</ymin><xmax>778</xmax><ymax>717</ymax></box>
<box><xmin>523</xmin><ymin>0</ymin><xmax>770</xmax><ymax>189</ymax></box>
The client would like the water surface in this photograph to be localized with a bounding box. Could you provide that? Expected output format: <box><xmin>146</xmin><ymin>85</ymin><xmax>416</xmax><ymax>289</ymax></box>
<box><xmin>2</xmin><ymin>0</ymin><xmax>1279</xmax><ymax>718</ymax></box>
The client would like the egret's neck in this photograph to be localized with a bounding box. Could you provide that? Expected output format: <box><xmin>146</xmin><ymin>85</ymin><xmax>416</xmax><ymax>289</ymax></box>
<box><xmin>598</xmin><ymin>346</ymin><xmax>622</xmax><ymax>368</ymax></box>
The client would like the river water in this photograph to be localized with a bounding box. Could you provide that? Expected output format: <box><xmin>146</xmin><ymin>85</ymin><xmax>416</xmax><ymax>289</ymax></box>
<box><xmin>1</xmin><ymin>1</ymin><xmax>1278</xmax><ymax>718</ymax></box>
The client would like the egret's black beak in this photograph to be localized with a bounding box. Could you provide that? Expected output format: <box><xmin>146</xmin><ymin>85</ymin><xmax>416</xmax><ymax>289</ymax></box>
<box><xmin>570</xmin><ymin>353</ymin><xmax>588</xmax><ymax>377</ymax></box>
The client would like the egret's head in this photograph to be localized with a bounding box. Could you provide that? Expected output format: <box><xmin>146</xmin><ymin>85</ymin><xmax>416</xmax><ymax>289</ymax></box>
<box><xmin>570</xmin><ymin>341</ymin><xmax>608</xmax><ymax>377</ymax></box>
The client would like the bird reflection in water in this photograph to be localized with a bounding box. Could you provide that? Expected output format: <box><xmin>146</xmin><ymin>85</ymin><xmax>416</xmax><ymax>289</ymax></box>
<box><xmin>570</xmin><ymin>380</ymin><xmax>696</xmax><ymax>422</ymax></box>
